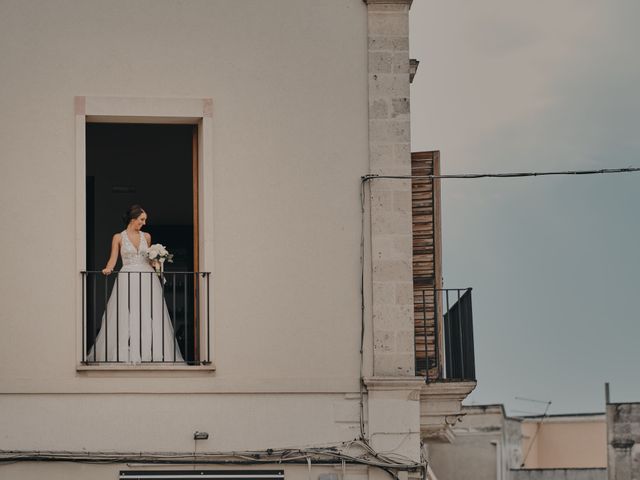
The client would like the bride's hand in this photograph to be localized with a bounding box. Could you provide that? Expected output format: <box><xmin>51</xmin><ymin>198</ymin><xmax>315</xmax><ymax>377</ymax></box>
<box><xmin>102</xmin><ymin>268</ymin><xmax>113</xmax><ymax>275</ymax></box>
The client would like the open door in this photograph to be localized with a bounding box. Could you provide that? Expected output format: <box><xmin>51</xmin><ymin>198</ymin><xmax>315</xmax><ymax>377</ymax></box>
<box><xmin>85</xmin><ymin>122</ymin><xmax>200</xmax><ymax>363</ymax></box>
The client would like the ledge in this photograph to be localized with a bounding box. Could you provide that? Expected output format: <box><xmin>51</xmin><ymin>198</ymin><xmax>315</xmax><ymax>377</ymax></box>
<box><xmin>363</xmin><ymin>0</ymin><xmax>413</xmax><ymax>6</ymax></box>
<box><xmin>420</xmin><ymin>380</ymin><xmax>477</xmax><ymax>443</ymax></box>
<box><xmin>364</xmin><ymin>376</ymin><xmax>425</xmax><ymax>390</ymax></box>
<box><xmin>77</xmin><ymin>363</ymin><xmax>216</xmax><ymax>372</ymax></box>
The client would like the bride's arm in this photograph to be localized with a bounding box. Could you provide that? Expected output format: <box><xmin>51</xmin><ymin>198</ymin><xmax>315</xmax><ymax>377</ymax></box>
<box><xmin>102</xmin><ymin>234</ymin><xmax>121</xmax><ymax>275</ymax></box>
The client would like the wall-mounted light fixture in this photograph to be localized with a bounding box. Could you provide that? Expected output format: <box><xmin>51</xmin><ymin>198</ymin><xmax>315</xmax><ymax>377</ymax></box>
<box><xmin>193</xmin><ymin>431</ymin><xmax>209</xmax><ymax>440</ymax></box>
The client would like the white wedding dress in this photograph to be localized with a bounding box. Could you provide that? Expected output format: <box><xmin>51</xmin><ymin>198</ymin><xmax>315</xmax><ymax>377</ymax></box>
<box><xmin>88</xmin><ymin>230</ymin><xmax>184</xmax><ymax>363</ymax></box>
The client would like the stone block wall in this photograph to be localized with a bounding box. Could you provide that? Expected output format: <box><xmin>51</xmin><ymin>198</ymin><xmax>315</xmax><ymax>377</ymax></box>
<box><xmin>362</xmin><ymin>0</ymin><xmax>422</xmax><ymax>467</ymax></box>
<box><xmin>365</xmin><ymin>0</ymin><xmax>415</xmax><ymax>377</ymax></box>
<box><xmin>607</xmin><ymin>402</ymin><xmax>640</xmax><ymax>480</ymax></box>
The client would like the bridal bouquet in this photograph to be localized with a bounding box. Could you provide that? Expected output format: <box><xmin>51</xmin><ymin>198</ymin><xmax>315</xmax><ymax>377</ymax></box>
<box><xmin>146</xmin><ymin>244</ymin><xmax>174</xmax><ymax>275</ymax></box>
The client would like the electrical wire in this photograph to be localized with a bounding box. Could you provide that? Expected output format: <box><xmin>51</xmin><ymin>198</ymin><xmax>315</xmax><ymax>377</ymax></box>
<box><xmin>359</xmin><ymin>178</ymin><xmax>368</xmax><ymax>441</ymax></box>
<box><xmin>357</xmin><ymin>176</ymin><xmax>429</xmax><ymax>480</ymax></box>
<box><xmin>361</xmin><ymin>166</ymin><xmax>640</xmax><ymax>181</ymax></box>
<box><xmin>358</xmin><ymin>181</ymin><xmax>419</xmax><ymax>479</ymax></box>
<box><xmin>0</xmin><ymin>442</ymin><xmax>423</xmax><ymax>472</ymax></box>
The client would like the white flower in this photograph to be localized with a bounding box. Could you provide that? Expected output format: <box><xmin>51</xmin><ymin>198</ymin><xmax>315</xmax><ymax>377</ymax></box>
<box><xmin>146</xmin><ymin>244</ymin><xmax>173</xmax><ymax>266</ymax></box>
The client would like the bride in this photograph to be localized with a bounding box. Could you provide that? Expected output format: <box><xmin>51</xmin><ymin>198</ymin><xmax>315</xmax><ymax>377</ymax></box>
<box><xmin>88</xmin><ymin>205</ymin><xmax>184</xmax><ymax>363</ymax></box>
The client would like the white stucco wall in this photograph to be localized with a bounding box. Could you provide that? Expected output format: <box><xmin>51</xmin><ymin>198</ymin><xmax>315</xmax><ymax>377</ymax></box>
<box><xmin>0</xmin><ymin>0</ymin><xmax>372</xmax><ymax>465</ymax></box>
<box><xmin>0</xmin><ymin>464</ymin><xmax>371</xmax><ymax>480</ymax></box>
<box><xmin>0</xmin><ymin>0</ymin><xmax>368</xmax><ymax>390</ymax></box>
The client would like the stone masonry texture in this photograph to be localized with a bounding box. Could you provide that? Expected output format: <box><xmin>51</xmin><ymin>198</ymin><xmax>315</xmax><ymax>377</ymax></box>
<box><xmin>366</xmin><ymin>0</ymin><xmax>414</xmax><ymax>376</ymax></box>
<box><xmin>607</xmin><ymin>403</ymin><xmax>640</xmax><ymax>480</ymax></box>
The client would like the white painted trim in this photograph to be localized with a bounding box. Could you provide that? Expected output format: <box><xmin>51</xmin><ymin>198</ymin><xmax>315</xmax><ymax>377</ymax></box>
<box><xmin>74</xmin><ymin>96</ymin><xmax>215</xmax><ymax>371</ymax></box>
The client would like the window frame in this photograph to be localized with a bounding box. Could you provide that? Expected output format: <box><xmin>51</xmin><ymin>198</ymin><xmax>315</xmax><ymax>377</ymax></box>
<box><xmin>74</xmin><ymin>96</ymin><xmax>215</xmax><ymax>371</ymax></box>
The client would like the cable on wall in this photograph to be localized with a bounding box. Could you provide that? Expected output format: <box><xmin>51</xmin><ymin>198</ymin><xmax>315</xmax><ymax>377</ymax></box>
<box><xmin>0</xmin><ymin>441</ymin><xmax>424</xmax><ymax>478</ymax></box>
<box><xmin>361</xmin><ymin>166</ymin><xmax>640</xmax><ymax>181</ymax></box>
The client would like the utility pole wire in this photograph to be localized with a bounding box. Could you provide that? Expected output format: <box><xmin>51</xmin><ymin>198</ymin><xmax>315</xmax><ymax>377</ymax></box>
<box><xmin>361</xmin><ymin>167</ymin><xmax>640</xmax><ymax>181</ymax></box>
<box><xmin>515</xmin><ymin>396</ymin><xmax>552</xmax><ymax>405</ymax></box>
<box><xmin>519</xmin><ymin>400</ymin><xmax>552</xmax><ymax>468</ymax></box>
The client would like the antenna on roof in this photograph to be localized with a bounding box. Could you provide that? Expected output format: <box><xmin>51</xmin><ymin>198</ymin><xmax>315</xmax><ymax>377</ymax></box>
<box><xmin>515</xmin><ymin>397</ymin><xmax>552</xmax><ymax>468</ymax></box>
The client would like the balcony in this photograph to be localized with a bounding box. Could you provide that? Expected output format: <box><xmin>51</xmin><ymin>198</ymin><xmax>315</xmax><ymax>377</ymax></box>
<box><xmin>414</xmin><ymin>287</ymin><xmax>476</xmax><ymax>382</ymax></box>
<box><xmin>412</xmin><ymin>151</ymin><xmax>477</xmax><ymax>443</ymax></box>
<box><xmin>414</xmin><ymin>286</ymin><xmax>477</xmax><ymax>442</ymax></box>
<box><xmin>81</xmin><ymin>271</ymin><xmax>211</xmax><ymax>367</ymax></box>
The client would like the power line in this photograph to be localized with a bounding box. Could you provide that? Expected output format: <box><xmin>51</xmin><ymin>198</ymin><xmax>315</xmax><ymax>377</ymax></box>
<box><xmin>0</xmin><ymin>444</ymin><xmax>424</xmax><ymax>473</ymax></box>
<box><xmin>515</xmin><ymin>396</ymin><xmax>552</xmax><ymax>405</ymax></box>
<box><xmin>362</xmin><ymin>166</ymin><xmax>640</xmax><ymax>181</ymax></box>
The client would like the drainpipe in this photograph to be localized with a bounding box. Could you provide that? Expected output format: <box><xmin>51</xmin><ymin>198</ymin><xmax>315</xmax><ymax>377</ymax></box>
<box><xmin>491</xmin><ymin>440</ymin><xmax>502</xmax><ymax>480</ymax></box>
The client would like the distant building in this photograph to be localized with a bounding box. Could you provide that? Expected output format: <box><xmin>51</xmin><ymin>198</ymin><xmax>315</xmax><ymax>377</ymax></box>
<box><xmin>607</xmin><ymin>401</ymin><xmax>640</xmax><ymax>480</ymax></box>
<box><xmin>428</xmin><ymin>405</ymin><xmax>607</xmax><ymax>480</ymax></box>
<box><xmin>428</xmin><ymin>405</ymin><xmax>523</xmax><ymax>480</ymax></box>
<box><xmin>520</xmin><ymin>413</ymin><xmax>606</xmax><ymax>471</ymax></box>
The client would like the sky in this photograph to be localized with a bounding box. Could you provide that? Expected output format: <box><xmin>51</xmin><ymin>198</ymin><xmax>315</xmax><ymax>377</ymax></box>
<box><xmin>409</xmin><ymin>1</ymin><xmax>640</xmax><ymax>416</ymax></box>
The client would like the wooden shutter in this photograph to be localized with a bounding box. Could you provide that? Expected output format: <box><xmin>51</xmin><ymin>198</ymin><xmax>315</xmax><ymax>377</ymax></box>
<box><xmin>412</xmin><ymin>151</ymin><xmax>443</xmax><ymax>379</ymax></box>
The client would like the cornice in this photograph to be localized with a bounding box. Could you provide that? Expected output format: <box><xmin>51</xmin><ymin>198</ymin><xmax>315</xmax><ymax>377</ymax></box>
<box><xmin>364</xmin><ymin>376</ymin><xmax>425</xmax><ymax>391</ymax></box>
<box><xmin>420</xmin><ymin>380</ymin><xmax>477</xmax><ymax>443</ymax></box>
<box><xmin>420</xmin><ymin>380</ymin><xmax>477</xmax><ymax>400</ymax></box>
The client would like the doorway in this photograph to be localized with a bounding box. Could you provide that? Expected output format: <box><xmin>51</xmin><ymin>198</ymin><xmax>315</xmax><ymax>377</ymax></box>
<box><xmin>85</xmin><ymin>123</ymin><xmax>199</xmax><ymax>362</ymax></box>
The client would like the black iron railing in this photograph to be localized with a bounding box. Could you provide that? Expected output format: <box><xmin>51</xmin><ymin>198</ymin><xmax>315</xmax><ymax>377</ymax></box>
<box><xmin>415</xmin><ymin>287</ymin><xmax>475</xmax><ymax>382</ymax></box>
<box><xmin>81</xmin><ymin>271</ymin><xmax>211</xmax><ymax>365</ymax></box>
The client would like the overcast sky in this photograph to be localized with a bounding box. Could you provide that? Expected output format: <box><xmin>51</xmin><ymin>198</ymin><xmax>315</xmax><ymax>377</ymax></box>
<box><xmin>410</xmin><ymin>1</ymin><xmax>640</xmax><ymax>415</ymax></box>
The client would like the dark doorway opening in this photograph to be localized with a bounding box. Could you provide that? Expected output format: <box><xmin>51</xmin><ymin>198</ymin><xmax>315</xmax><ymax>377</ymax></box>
<box><xmin>86</xmin><ymin>123</ymin><xmax>198</xmax><ymax>362</ymax></box>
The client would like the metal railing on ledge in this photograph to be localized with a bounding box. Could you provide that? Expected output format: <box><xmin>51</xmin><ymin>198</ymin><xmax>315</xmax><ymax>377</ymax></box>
<box><xmin>81</xmin><ymin>271</ymin><xmax>211</xmax><ymax>365</ymax></box>
<box><xmin>415</xmin><ymin>287</ymin><xmax>476</xmax><ymax>382</ymax></box>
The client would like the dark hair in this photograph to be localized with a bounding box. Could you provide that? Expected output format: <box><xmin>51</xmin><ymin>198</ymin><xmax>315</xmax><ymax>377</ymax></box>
<box><xmin>122</xmin><ymin>204</ymin><xmax>146</xmax><ymax>227</ymax></box>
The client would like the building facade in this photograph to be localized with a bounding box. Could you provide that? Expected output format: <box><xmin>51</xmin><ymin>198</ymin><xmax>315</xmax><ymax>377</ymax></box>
<box><xmin>0</xmin><ymin>1</ymin><xmax>475</xmax><ymax>479</ymax></box>
<box><xmin>428</xmin><ymin>405</ymin><xmax>607</xmax><ymax>480</ymax></box>
<box><xmin>607</xmin><ymin>402</ymin><xmax>640</xmax><ymax>480</ymax></box>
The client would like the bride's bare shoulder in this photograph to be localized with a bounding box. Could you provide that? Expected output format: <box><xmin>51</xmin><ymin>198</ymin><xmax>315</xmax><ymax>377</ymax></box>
<box><xmin>112</xmin><ymin>232</ymin><xmax>123</xmax><ymax>243</ymax></box>
<box><xmin>143</xmin><ymin>231</ymin><xmax>151</xmax><ymax>245</ymax></box>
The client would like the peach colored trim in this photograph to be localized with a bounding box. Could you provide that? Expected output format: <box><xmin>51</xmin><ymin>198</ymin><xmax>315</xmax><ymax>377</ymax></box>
<box><xmin>74</xmin><ymin>96</ymin><xmax>86</xmax><ymax>115</ymax></box>
<box><xmin>203</xmin><ymin>98</ymin><xmax>213</xmax><ymax>117</ymax></box>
